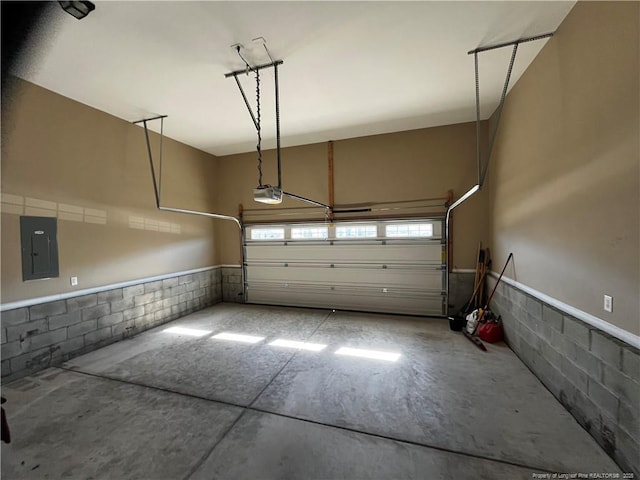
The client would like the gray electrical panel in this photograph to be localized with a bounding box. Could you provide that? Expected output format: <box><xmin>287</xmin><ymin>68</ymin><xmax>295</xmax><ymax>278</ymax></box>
<box><xmin>20</xmin><ymin>216</ymin><xmax>59</xmax><ymax>281</ymax></box>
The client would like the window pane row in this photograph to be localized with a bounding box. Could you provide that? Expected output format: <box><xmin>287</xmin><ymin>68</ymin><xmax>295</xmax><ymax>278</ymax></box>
<box><xmin>250</xmin><ymin>228</ymin><xmax>285</xmax><ymax>240</ymax></box>
<box><xmin>291</xmin><ymin>227</ymin><xmax>328</xmax><ymax>239</ymax></box>
<box><xmin>336</xmin><ymin>225</ymin><xmax>377</xmax><ymax>238</ymax></box>
<box><xmin>386</xmin><ymin>223</ymin><xmax>433</xmax><ymax>238</ymax></box>
<box><xmin>250</xmin><ymin>222</ymin><xmax>435</xmax><ymax>240</ymax></box>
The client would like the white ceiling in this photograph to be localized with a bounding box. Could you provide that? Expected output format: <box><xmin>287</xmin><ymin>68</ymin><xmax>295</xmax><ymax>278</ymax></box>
<box><xmin>13</xmin><ymin>1</ymin><xmax>575</xmax><ymax>156</ymax></box>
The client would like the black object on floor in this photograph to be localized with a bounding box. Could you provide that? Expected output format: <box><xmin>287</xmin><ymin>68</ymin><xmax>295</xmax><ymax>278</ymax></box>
<box><xmin>462</xmin><ymin>329</ymin><xmax>487</xmax><ymax>351</ymax></box>
<box><xmin>1</xmin><ymin>397</ymin><xmax>10</xmax><ymax>444</ymax></box>
<box><xmin>448</xmin><ymin>316</ymin><xmax>465</xmax><ymax>331</ymax></box>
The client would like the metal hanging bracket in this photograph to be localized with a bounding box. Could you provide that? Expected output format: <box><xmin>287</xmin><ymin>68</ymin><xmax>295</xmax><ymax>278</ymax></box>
<box><xmin>444</xmin><ymin>31</ymin><xmax>555</xmax><ymax>316</ymax></box>
<box><xmin>467</xmin><ymin>32</ymin><xmax>554</xmax><ymax>55</ymax></box>
<box><xmin>132</xmin><ymin>115</ymin><xmax>241</xmax><ymax>228</ymax></box>
<box><xmin>133</xmin><ymin>115</ymin><xmax>168</xmax><ymax>208</ymax></box>
<box><xmin>471</xmin><ymin>31</ymin><xmax>554</xmax><ymax>187</ymax></box>
<box><xmin>224</xmin><ymin>59</ymin><xmax>284</xmax><ymax>79</ymax></box>
<box><xmin>225</xmin><ymin>41</ymin><xmax>331</xmax><ymax>210</ymax></box>
<box><xmin>225</xmin><ymin>42</ymin><xmax>283</xmax><ymax>189</ymax></box>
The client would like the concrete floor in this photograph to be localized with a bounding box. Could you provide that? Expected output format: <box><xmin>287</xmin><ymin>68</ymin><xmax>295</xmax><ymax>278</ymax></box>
<box><xmin>1</xmin><ymin>303</ymin><xmax>621</xmax><ymax>479</ymax></box>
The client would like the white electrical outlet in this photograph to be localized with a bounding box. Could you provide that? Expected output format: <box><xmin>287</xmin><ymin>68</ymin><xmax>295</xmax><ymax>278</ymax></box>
<box><xmin>603</xmin><ymin>294</ymin><xmax>612</xmax><ymax>313</ymax></box>
<box><xmin>71</xmin><ymin>276</ymin><xmax>78</xmax><ymax>286</ymax></box>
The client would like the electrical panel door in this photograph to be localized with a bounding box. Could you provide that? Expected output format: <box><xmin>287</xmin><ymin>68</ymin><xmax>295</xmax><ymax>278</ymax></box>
<box><xmin>20</xmin><ymin>216</ymin><xmax>59</xmax><ymax>281</ymax></box>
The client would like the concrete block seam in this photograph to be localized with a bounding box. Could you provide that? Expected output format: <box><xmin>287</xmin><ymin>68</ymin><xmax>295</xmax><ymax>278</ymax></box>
<box><xmin>29</xmin><ymin>300</ymin><xmax>67</xmax><ymax>320</ymax></box>
<box><xmin>97</xmin><ymin>289</ymin><xmax>123</xmax><ymax>305</ymax></box>
<box><xmin>0</xmin><ymin>308</ymin><xmax>30</xmax><ymax>327</ymax></box>
<box><xmin>590</xmin><ymin>330</ymin><xmax>623</xmax><ymax>369</ymax></box>
<box><xmin>621</xmin><ymin>347</ymin><xmax>640</xmax><ymax>378</ymax></box>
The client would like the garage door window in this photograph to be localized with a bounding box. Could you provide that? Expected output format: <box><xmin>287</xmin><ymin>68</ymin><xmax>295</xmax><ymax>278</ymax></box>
<box><xmin>291</xmin><ymin>226</ymin><xmax>328</xmax><ymax>240</ymax></box>
<box><xmin>385</xmin><ymin>223</ymin><xmax>433</xmax><ymax>238</ymax></box>
<box><xmin>250</xmin><ymin>227</ymin><xmax>285</xmax><ymax>240</ymax></box>
<box><xmin>335</xmin><ymin>224</ymin><xmax>377</xmax><ymax>239</ymax></box>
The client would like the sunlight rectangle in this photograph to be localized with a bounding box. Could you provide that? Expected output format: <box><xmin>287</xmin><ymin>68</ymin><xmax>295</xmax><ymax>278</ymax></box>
<box><xmin>334</xmin><ymin>347</ymin><xmax>400</xmax><ymax>362</ymax></box>
<box><xmin>163</xmin><ymin>326</ymin><xmax>212</xmax><ymax>337</ymax></box>
<box><xmin>269</xmin><ymin>339</ymin><xmax>327</xmax><ymax>352</ymax></box>
<box><xmin>212</xmin><ymin>332</ymin><xmax>264</xmax><ymax>344</ymax></box>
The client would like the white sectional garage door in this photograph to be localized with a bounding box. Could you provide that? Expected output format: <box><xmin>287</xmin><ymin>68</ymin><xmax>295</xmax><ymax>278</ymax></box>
<box><xmin>244</xmin><ymin>219</ymin><xmax>446</xmax><ymax>316</ymax></box>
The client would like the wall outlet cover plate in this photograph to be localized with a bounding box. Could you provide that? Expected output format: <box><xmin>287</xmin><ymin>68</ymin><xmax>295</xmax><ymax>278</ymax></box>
<box><xmin>604</xmin><ymin>294</ymin><xmax>612</xmax><ymax>313</ymax></box>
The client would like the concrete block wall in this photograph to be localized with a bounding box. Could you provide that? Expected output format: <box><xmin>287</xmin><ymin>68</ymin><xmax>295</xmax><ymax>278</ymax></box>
<box><xmin>489</xmin><ymin>278</ymin><xmax>639</xmax><ymax>475</ymax></box>
<box><xmin>221</xmin><ymin>266</ymin><xmax>244</xmax><ymax>303</ymax></box>
<box><xmin>1</xmin><ymin>268</ymin><xmax>222</xmax><ymax>382</ymax></box>
<box><xmin>448</xmin><ymin>271</ymin><xmax>476</xmax><ymax>314</ymax></box>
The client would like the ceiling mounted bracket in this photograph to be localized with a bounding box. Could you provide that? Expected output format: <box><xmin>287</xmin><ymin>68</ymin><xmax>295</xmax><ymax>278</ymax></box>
<box><xmin>252</xmin><ymin>37</ymin><xmax>276</xmax><ymax>64</ymax></box>
<box><xmin>224</xmin><ymin>59</ymin><xmax>284</xmax><ymax>79</ymax></box>
<box><xmin>230</xmin><ymin>43</ymin><xmax>252</xmax><ymax>75</ymax></box>
<box><xmin>225</xmin><ymin>45</ymin><xmax>330</xmax><ymax>210</ymax></box>
<box><xmin>224</xmin><ymin>50</ymin><xmax>283</xmax><ymax>188</ymax></box>
<box><xmin>470</xmin><ymin>31</ymin><xmax>554</xmax><ymax>188</ymax></box>
<box><xmin>443</xmin><ymin>31</ymin><xmax>555</xmax><ymax>317</ymax></box>
<box><xmin>133</xmin><ymin>115</ymin><xmax>168</xmax><ymax>208</ymax></box>
<box><xmin>467</xmin><ymin>32</ymin><xmax>554</xmax><ymax>55</ymax></box>
<box><xmin>132</xmin><ymin>115</ymin><xmax>241</xmax><ymax>228</ymax></box>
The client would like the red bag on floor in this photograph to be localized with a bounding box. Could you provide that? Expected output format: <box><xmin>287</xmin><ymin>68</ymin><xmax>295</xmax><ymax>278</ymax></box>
<box><xmin>478</xmin><ymin>320</ymin><xmax>503</xmax><ymax>343</ymax></box>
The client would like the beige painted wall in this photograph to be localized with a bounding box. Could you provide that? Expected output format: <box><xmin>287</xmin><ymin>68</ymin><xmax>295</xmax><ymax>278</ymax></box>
<box><xmin>488</xmin><ymin>2</ymin><xmax>639</xmax><ymax>334</ymax></box>
<box><xmin>1</xmin><ymin>78</ymin><xmax>219</xmax><ymax>303</ymax></box>
<box><xmin>216</xmin><ymin>122</ymin><xmax>489</xmax><ymax>268</ymax></box>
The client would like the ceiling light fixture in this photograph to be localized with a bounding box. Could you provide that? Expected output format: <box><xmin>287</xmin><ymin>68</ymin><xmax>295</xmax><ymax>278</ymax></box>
<box><xmin>59</xmin><ymin>1</ymin><xmax>95</xmax><ymax>20</ymax></box>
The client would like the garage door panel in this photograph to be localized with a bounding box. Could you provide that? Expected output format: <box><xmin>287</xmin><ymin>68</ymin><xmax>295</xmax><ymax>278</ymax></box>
<box><xmin>244</xmin><ymin>219</ymin><xmax>446</xmax><ymax>316</ymax></box>
<box><xmin>246</xmin><ymin>287</ymin><xmax>444</xmax><ymax>316</ymax></box>
<box><xmin>246</xmin><ymin>244</ymin><xmax>443</xmax><ymax>264</ymax></box>
<box><xmin>245</xmin><ymin>266</ymin><xmax>443</xmax><ymax>290</ymax></box>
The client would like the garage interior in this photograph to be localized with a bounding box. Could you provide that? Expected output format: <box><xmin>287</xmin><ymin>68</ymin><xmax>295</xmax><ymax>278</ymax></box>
<box><xmin>1</xmin><ymin>1</ymin><xmax>638</xmax><ymax>479</ymax></box>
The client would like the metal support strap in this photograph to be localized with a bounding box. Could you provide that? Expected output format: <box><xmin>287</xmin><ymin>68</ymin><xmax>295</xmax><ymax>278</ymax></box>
<box><xmin>444</xmin><ymin>31</ymin><xmax>554</xmax><ymax>315</ymax></box>
<box><xmin>481</xmin><ymin>43</ymin><xmax>518</xmax><ymax>185</ymax></box>
<box><xmin>471</xmin><ymin>31</ymin><xmax>554</xmax><ymax>187</ymax></box>
<box><xmin>226</xmin><ymin>45</ymin><xmax>329</xmax><ymax>210</ymax></box>
<box><xmin>142</xmin><ymin>119</ymin><xmax>160</xmax><ymax>208</ymax></box>
<box><xmin>133</xmin><ymin>115</ymin><xmax>167</xmax><ymax>124</ymax></box>
<box><xmin>467</xmin><ymin>32</ymin><xmax>554</xmax><ymax>55</ymax></box>
<box><xmin>132</xmin><ymin>115</ymin><xmax>242</xmax><ymax>228</ymax></box>
<box><xmin>255</xmin><ymin>69</ymin><xmax>263</xmax><ymax>186</ymax></box>
<box><xmin>274</xmin><ymin>62</ymin><xmax>282</xmax><ymax>189</ymax></box>
<box><xmin>226</xmin><ymin>56</ymin><xmax>281</xmax><ymax>189</ymax></box>
<box><xmin>474</xmin><ymin>52</ymin><xmax>481</xmax><ymax>187</ymax></box>
<box><xmin>133</xmin><ymin>115</ymin><xmax>167</xmax><ymax>209</ymax></box>
<box><xmin>233</xmin><ymin>75</ymin><xmax>259</xmax><ymax>132</ymax></box>
<box><xmin>224</xmin><ymin>60</ymin><xmax>283</xmax><ymax>78</ymax></box>
<box><xmin>282</xmin><ymin>191</ymin><xmax>331</xmax><ymax>209</ymax></box>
